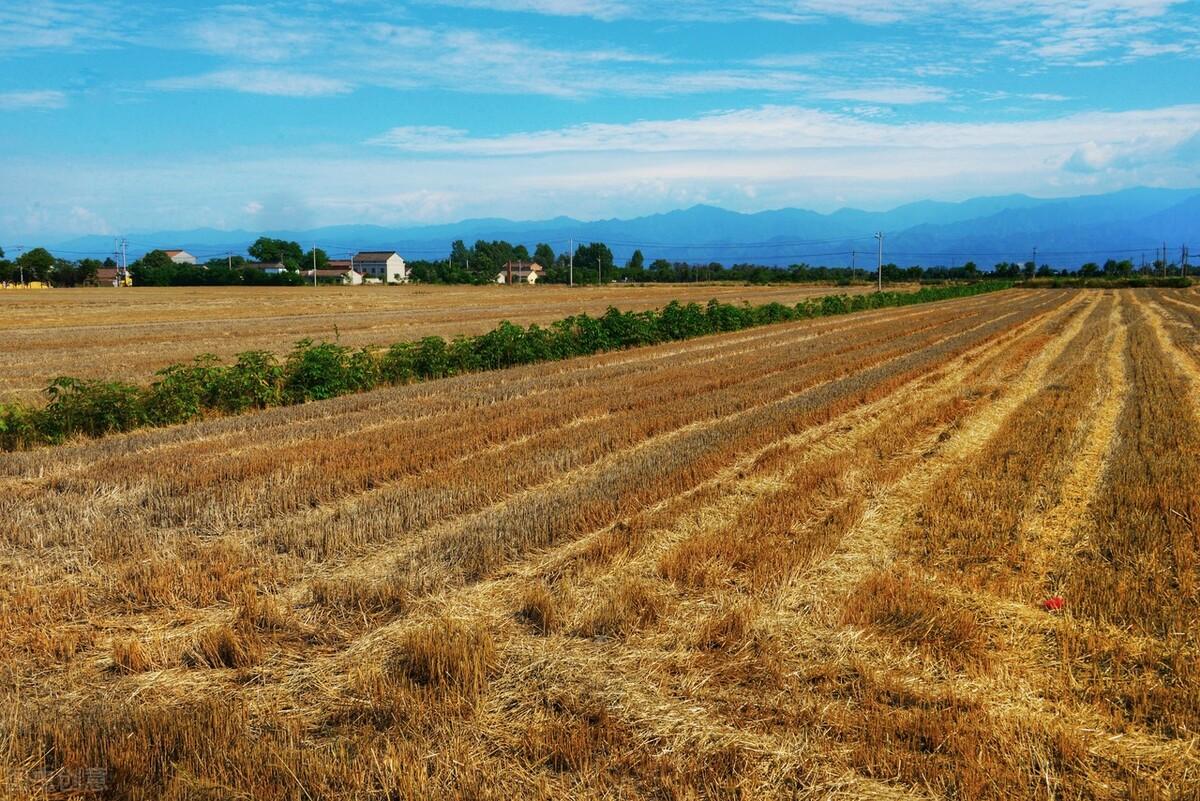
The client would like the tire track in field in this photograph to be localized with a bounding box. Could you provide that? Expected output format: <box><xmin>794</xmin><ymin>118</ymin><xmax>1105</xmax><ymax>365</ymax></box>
<box><xmin>308</xmin><ymin>296</ymin><xmax>1055</xmax><ymax>604</ymax></box>
<box><xmin>508</xmin><ymin>290</ymin><xmax>1081</xmax><ymax>592</ymax></box>
<box><xmin>72</xmin><ymin>295</ymin><xmax>1064</xmax><ymax>693</ymax></box>
<box><xmin>2</xmin><ymin>297</ymin><xmax>1055</xmax><ymax>687</ymax></box>
<box><xmin>770</xmin><ymin>291</ymin><xmax>1096</xmax><ymax>627</ymax></box>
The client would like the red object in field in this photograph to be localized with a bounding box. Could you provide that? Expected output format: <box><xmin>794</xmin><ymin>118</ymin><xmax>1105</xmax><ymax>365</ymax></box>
<box><xmin>1043</xmin><ymin>596</ymin><xmax>1065</xmax><ymax>612</ymax></box>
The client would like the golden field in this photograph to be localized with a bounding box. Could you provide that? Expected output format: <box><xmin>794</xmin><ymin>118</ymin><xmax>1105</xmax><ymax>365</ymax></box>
<box><xmin>1</xmin><ymin>287</ymin><xmax>1198</xmax><ymax>799</ymax></box>
<box><xmin>0</xmin><ymin>283</ymin><xmax>888</xmax><ymax>403</ymax></box>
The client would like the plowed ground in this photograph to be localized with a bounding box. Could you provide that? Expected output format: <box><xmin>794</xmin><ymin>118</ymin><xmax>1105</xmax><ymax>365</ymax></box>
<box><xmin>1</xmin><ymin>288</ymin><xmax>1197</xmax><ymax>800</ymax></box>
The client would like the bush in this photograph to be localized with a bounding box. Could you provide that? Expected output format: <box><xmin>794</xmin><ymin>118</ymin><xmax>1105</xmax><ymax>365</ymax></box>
<box><xmin>213</xmin><ymin>351</ymin><xmax>284</xmax><ymax>412</ymax></box>
<box><xmin>0</xmin><ymin>403</ymin><xmax>44</xmax><ymax>449</ymax></box>
<box><xmin>143</xmin><ymin>355</ymin><xmax>222</xmax><ymax>425</ymax></box>
<box><xmin>41</xmin><ymin>377</ymin><xmax>148</xmax><ymax>440</ymax></box>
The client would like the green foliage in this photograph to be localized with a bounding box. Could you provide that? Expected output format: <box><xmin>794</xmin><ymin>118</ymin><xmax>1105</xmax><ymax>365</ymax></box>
<box><xmin>1</xmin><ymin>282</ymin><xmax>1013</xmax><ymax>450</ymax></box>
<box><xmin>1018</xmin><ymin>276</ymin><xmax>1193</xmax><ymax>289</ymax></box>
<box><xmin>41</xmin><ymin>377</ymin><xmax>148</xmax><ymax>440</ymax></box>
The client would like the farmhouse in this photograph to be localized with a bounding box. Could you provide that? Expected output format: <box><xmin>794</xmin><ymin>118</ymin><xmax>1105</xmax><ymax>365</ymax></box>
<box><xmin>244</xmin><ymin>261</ymin><xmax>289</xmax><ymax>275</ymax></box>
<box><xmin>163</xmin><ymin>249</ymin><xmax>198</xmax><ymax>265</ymax></box>
<box><xmin>353</xmin><ymin>251</ymin><xmax>407</xmax><ymax>284</ymax></box>
<box><xmin>95</xmin><ymin>267</ymin><xmax>133</xmax><ymax>287</ymax></box>
<box><xmin>497</xmin><ymin>260</ymin><xmax>543</xmax><ymax>284</ymax></box>
<box><xmin>305</xmin><ymin>260</ymin><xmax>363</xmax><ymax>285</ymax></box>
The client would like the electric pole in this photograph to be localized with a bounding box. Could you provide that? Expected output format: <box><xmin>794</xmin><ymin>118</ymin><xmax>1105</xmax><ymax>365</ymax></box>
<box><xmin>312</xmin><ymin>245</ymin><xmax>317</xmax><ymax>287</ymax></box>
<box><xmin>874</xmin><ymin>232</ymin><xmax>884</xmax><ymax>291</ymax></box>
<box><xmin>569</xmin><ymin>238</ymin><xmax>574</xmax><ymax>286</ymax></box>
<box><xmin>1163</xmin><ymin>242</ymin><xmax>1168</xmax><ymax>277</ymax></box>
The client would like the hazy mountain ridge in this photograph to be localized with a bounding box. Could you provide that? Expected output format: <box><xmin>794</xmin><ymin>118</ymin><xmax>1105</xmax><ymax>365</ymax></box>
<box><xmin>53</xmin><ymin>187</ymin><xmax>1200</xmax><ymax>267</ymax></box>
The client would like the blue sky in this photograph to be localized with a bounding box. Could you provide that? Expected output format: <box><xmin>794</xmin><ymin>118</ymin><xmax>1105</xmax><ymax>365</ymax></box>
<box><xmin>1</xmin><ymin>0</ymin><xmax>1199</xmax><ymax>240</ymax></box>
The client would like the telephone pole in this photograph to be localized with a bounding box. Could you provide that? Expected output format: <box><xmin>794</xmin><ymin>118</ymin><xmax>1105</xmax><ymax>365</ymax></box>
<box><xmin>1163</xmin><ymin>241</ymin><xmax>1168</xmax><ymax>277</ymax></box>
<box><xmin>874</xmin><ymin>232</ymin><xmax>884</xmax><ymax>291</ymax></box>
<box><xmin>312</xmin><ymin>245</ymin><xmax>317</xmax><ymax>287</ymax></box>
<box><xmin>568</xmin><ymin>238</ymin><xmax>574</xmax><ymax>286</ymax></box>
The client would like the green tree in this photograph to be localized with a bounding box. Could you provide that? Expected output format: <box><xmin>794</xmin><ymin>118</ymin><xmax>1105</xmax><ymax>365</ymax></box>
<box><xmin>627</xmin><ymin>249</ymin><xmax>645</xmax><ymax>277</ymax></box>
<box><xmin>533</xmin><ymin>243</ymin><xmax>555</xmax><ymax>269</ymax></box>
<box><xmin>17</xmin><ymin>247</ymin><xmax>55</xmax><ymax>283</ymax></box>
<box><xmin>573</xmin><ymin>242</ymin><xmax>614</xmax><ymax>284</ymax></box>
<box><xmin>248</xmin><ymin>237</ymin><xmax>304</xmax><ymax>270</ymax></box>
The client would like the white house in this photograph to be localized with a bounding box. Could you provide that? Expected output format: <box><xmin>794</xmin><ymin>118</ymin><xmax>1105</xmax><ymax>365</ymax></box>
<box><xmin>496</xmin><ymin>260</ymin><xmax>543</xmax><ymax>285</ymax></box>
<box><xmin>163</xmin><ymin>249</ymin><xmax>198</xmax><ymax>265</ymax></box>
<box><xmin>244</xmin><ymin>261</ymin><xmax>289</xmax><ymax>275</ymax></box>
<box><xmin>353</xmin><ymin>251</ymin><xmax>407</xmax><ymax>284</ymax></box>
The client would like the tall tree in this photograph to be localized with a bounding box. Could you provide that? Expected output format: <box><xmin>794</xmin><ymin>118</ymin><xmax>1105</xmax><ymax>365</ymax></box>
<box><xmin>247</xmin><ymin>237</ymin><xmax>304</xmax><ymax>270</ymax></box>
<box><xmin>17</xmin><ymin>247</ymin><xmax>55</xmax><ymax>283</ymax></box>
<box><xmin>533</xmin><ymin>243</ymin><xmax>555</xmax><ymax>269</ymax></box>
<box><xmin>627</xmin><ymin>249</ymin><xmax>645</xmax><ymax>274</ymax></box>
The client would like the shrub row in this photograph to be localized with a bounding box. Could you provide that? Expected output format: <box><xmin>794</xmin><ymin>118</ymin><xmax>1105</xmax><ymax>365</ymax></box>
<box><xmin>0</xmin><ymin>282</ymin><xmax>1011</xmax><ymax>450</ymax></box>
<box><xmin>1018</xmin><ymin>276</ymin><xmax>1193</xmax><ymax>289</ymax></box>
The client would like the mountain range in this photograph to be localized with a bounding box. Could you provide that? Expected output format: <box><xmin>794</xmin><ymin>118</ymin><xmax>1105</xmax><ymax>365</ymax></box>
<box><xmin>54</xmin><ymin>187</ymin><xmax>1200</xmax><ymax>268</ymax></box>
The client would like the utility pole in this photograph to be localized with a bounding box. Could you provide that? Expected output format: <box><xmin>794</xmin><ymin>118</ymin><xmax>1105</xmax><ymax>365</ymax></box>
<box><xmin>874</xmin><ymin>232</ymin><xmax>884</xmax><ymax>292</ymax></box>
<box><xmin>1032</xmin><ymin>246</ymin><xmax>1038</xmax><ymax>271</ymax></box>
<box><xmin>568</xmin><ymin>238</ymin><xmax>574</xmax><ymax>286</ymax></box>
<box><xmin>120</xmin><ymin>239</ymin><xmax>127</xmax><ymax>287</ymax></box>
<box><xmin>15</xmin><ymin>245</ymin><xmax>25</xmax><ymax>285</ymax></box>
<box><xmin>312</xmin><ymin>245</ymin><xmax>317</xmax><ymax>287</ymax></box>
<box><xmin>227</xmin><ymin>251</ymin><xmax>232</xmax><ymax>270</ymax></box>
<box><xmin>1183</xmin><ymin>245</ymin><xmax>1189</xmax><ymax>278</ymax></box>
<box><xmin>1163</xmin><ymin>241</ymin><xmax>1168</xmax><ymax>277</ymax></box>
<box><xmin>597</xmin><ymin>255</ymin><xmax>601</xmax><ymax>286</ymax></box>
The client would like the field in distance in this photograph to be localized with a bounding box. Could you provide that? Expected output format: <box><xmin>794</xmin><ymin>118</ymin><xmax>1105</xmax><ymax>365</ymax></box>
<box><xmin>1</xmin><ymin>287</ymin><xmax>1198</xmax><ymax>799</ymax></box>
<box><xmin>0</xmin><ymin>283</ymin><xmax>891</xmax><ymax>403</ymax></box>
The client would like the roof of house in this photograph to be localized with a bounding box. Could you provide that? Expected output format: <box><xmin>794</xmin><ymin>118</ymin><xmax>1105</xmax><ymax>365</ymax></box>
<box><xmin>326</xmin><ymin>259</ymin><xmax>353</xmax><ymax>269</ymax></box>
<box><xmin>244</xmin><ymin>261</ymin><xmax>286</xmax><ymax>270</ymax></box>
<box><xmin>308</xmin><ymin>268</ymin><xmax>359</xmax><ymax>277</ymax></box>
<box><xmin>96</xmin><ymin>267</ymin><xmax>122</xmax><ymax>278</ymax></box>
<box><xmin>163</xmin><ymin>249</ymin><xmax>187</xmax><ymax>257</ymax></box>
<box><xmin>354</xmin><ymin>251</ymin><xmax>400</xmax><ymax>261</ymax></box>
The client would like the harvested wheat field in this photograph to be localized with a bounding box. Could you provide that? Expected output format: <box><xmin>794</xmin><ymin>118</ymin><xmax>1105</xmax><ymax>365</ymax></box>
<box><xmin>0</xmin><ymin>283</ymin><xmax>887</xmax><ymax>403</ymax></box>
<box><xmin>1</xmin><ymin>287</ymin><xmax>1198</xmax><ymax>800</ymax></box>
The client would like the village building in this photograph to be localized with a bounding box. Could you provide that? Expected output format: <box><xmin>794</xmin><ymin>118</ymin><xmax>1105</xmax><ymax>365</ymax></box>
<box><xmin>163</xmin><ymin>249</ymin><xmax>198</xmax><ymax>265</ymax></box>
<box><xmin>496</xmin><ymin>260</ymin><xmax>543</xmax><ymax>285</ymax></box>
<box><xmin>244</xmin><ymin>261</ymin><xmax>289</xmax><ymax>275</ymax></box>
<box><xmin>304</xmin><ymin>260</ymin><xmax>363</xmax><ymax>285</ymax></box>
<box><xmin>352</xmin><ymin>251</ymin><xmax>407</xmax><ymax>284</ymax></box>
<box><xmin>95</xmin><ymin>267</ymin><xmax>133</xmax><ymax>287</ymax></box>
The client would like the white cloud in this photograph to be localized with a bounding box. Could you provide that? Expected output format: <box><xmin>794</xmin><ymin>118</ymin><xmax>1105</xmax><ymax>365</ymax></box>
<box><xmin>0</xmin><ymin>0</ymin><xmax>129</xmax><ymax>52</ymax></box>
<box><xmin>0</xmin><ymin>89</ymin><xmax>67</xmax><ymax>110</ymax></box>
<box><xmin>821</xmin><ymin>84</ymin><xmax>951</xmax><ymax>104</ymax></box>
<box><xmin>368</xmin><ymin>104</ymin><xmax>1200</xmax><ymax>158</ymax></box>
<box><xmin>152</xmin><ymin>69</ymin><xmax>353</xmax><ymax>97</ymax></box>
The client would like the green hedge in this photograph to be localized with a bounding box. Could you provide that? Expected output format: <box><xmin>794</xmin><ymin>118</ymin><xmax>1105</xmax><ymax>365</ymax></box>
<box><xmin>1018</xmin><ymin>276</ymin><xmax>1193</xmax><ymax>289</ymax></box>
<box><xmin>0</xmin><ymin>282</ymin><xmax>1011</xmax><ymax>450</ymax></box>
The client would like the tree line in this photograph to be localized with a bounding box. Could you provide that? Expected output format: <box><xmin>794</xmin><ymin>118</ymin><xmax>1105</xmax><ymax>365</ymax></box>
<box><xmin>0</xmin><ymin>282</ymin><xmax>1010</xmax><ymax>449</ymax></box>
<box><xmin>1</xmin><ymin>239</ymin><xmax>1193</xmax><ymax>287</ymax></box>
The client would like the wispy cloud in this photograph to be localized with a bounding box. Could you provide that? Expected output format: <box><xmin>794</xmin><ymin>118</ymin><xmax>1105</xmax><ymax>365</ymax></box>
<box><xmin>369</xmin><ymin>103</ymin><xmax>1200</xmax><ymax>157</ymax></box>
<box><xmin>0</xmin><ymin>89</ymin><xmax>67</xmax><ymax>110</ymax></box>
<box><xmin>821</xmin><ymin>84</ymin><xmax>951</xmax><ymax>105</ymax></box>
<box><xmin>0</xmin><ymin>0</ymin><xmax>130</xmax><ymax>52</ymax></box>
<box><xmin>152</xmin><ymin>69</ymin><xmax>353</xmax><ymax>97</ymax></box>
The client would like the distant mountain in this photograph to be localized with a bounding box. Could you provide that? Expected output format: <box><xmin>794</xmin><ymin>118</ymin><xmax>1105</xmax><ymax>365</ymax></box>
<box><xmin>52</xmin><ymin>187</ymin><xmax>1200</xmax><ymax>268</ymax></box>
